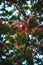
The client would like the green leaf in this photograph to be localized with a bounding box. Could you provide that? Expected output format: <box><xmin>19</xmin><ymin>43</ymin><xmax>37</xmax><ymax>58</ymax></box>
<box><xmin>16</xmin><ymin>34</ymin><xmax>23</xmax><ymax>45</ymax></box>
<box><xmin>33</xmin><ymin>29</ymin><xmax>43</xmax><ymax>40</ymax></box>
<box><xmin>8</xmin><ymin>11</ymin><xmax>13</xmax><ymax>15</ymax></box>
<box><xmin>2</xmin><ymin>24</ymin><xmax>9</xmax><ymax>34</ymax></box>
<box><xmin>10</xmin><ymin>37</ymin><xmax>15</xmax><ymax>43</ymax></box>
<box><xmin>1</xmin><ymin>8</ymin><xmax>5</xmax><ymax>11</ymax></box>
<box><xmin>6</xmin><ymin>35</ymin><xmax>15</xmax><ymax>43</ymax></box>
<box><xmin>16</xmin><ymin>34</ymin><xmax>22</xmax><ymax>41</ymax></box>
<box><xmin>29</xmin><ymin>17</ymin><xmax>37</xmax><ymax>28</ymax></box>
<box><xmin>2</xmin><ymin>13</ymin><xmax>7</xmax><ymax>16</ymax></box>
<box><xmin>9</xmin><ymin>15</ymin><xmax>17</xmax><ymax>20</ymax></box>
<box><xmin>9</xmin><ymin>27</ymin><xmax>14</xmax><ymax>35</ymax></box>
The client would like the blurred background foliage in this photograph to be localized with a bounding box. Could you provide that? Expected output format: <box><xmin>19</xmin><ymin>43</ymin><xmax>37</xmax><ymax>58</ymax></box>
<box><xmin>0</xmin><ymin>0</ymin><xmax>43</xmax><ymax>65</ymax></box>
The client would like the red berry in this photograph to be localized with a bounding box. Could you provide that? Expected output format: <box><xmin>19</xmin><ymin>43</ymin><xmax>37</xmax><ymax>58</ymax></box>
<box><xmin>22</xmin><ymin>23</ymin><xmax>28</xmax><ymax>30</ymax></box>
<box><xmin>19</xmin><ymin>28</ymin><xmax>22</xmax><ymax>32</ymax></box>
<box><xmin>37</xmin><ymin>24</ymin><xmax>43</xmax><ymax>29</ymax></box>
<box><xmin>0</xmin><ymin>18</ymin><xmax>2</xmax><ymax>24</ymax></box>
<box><xmin>37</xmin><ymin>24</ymin><xmax>43</xmax><ymax>33</ymax></box>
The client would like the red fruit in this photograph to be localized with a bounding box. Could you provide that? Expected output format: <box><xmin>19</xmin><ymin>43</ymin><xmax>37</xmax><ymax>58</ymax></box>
<box><xmin>22</xmin><ymin>23</ymin><xmax>28</xmax><ymax>30</ymax></box>
<box><xmin>19</xmin><ymin>23</ymin><xmax>28</xmax><ymax>32</ymax></box>
<box><xmin>0</xmin><ymin>18</ymin><xmax>2</xmax><ymax>24</ymax></box>
<box><xmin>19</xmin><ymin>28</ymin><xmax>22</xmax><ymax>32</ymax></box>
<box><xmin>37</xmin><ymin>24</ymin><xmax>43</xmax><ymax>29</ymax></box>
<box><xmin>37</xmin><ymin>24</ymin><xmax>43</xmax><ymax>28</ymax></box>
<box><xmin>37</xmin><ymin>24</ymin><xmax>43</xmax><ymax>33</ymax></box>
